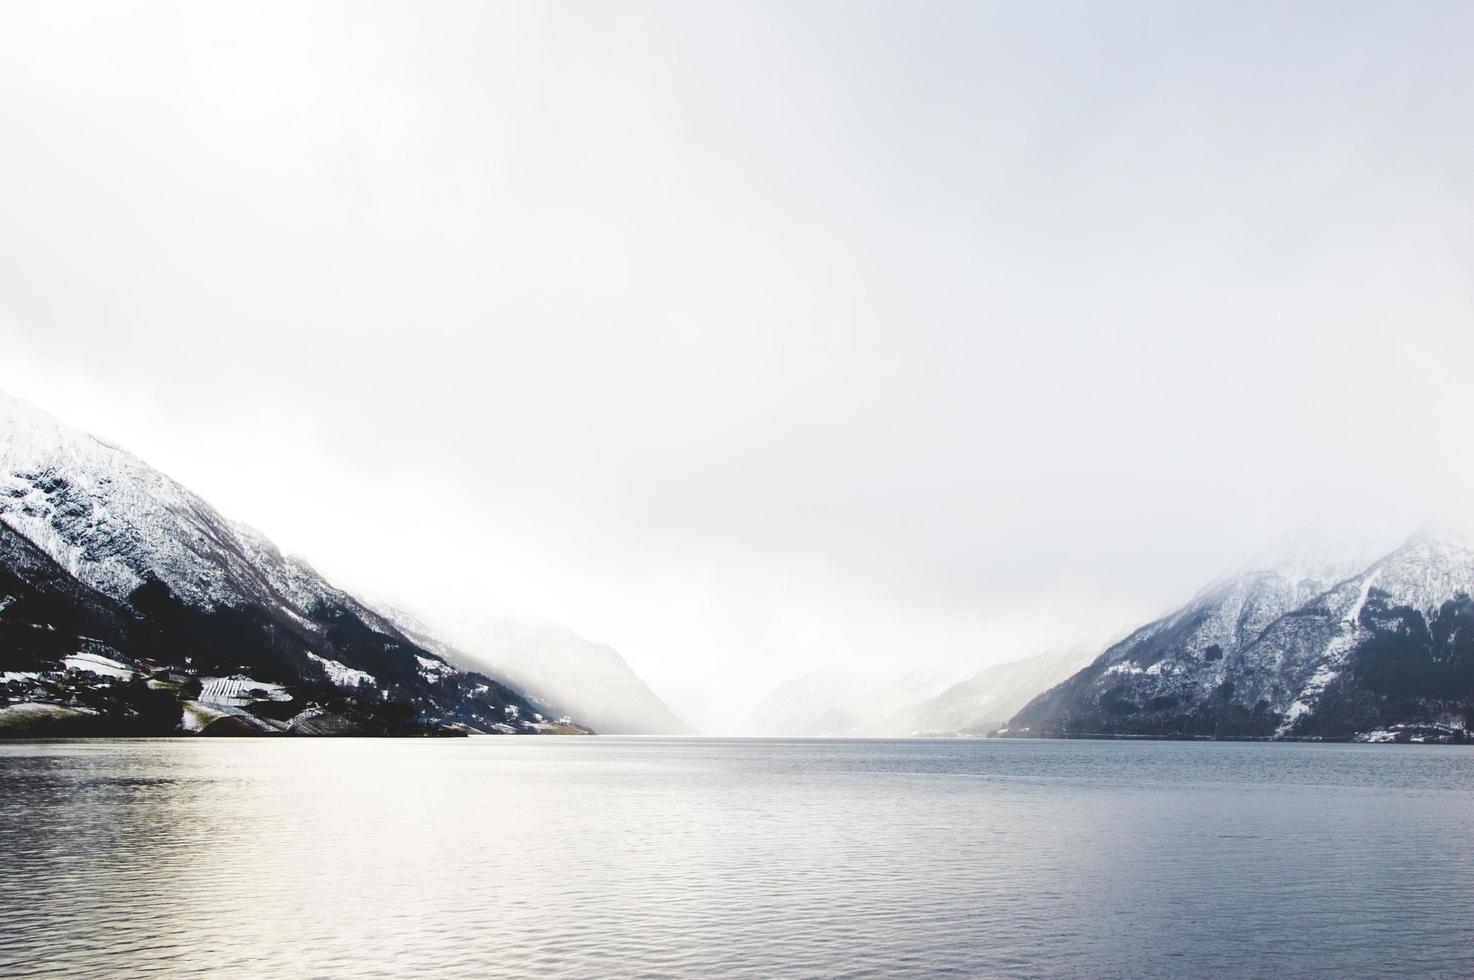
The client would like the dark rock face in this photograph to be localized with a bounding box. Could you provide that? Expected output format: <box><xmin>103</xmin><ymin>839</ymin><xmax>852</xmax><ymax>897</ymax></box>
<box><xmin>1293</xmin><ymin>594</ymin><xmax>1474</xmax><ymax>738</ymax></box>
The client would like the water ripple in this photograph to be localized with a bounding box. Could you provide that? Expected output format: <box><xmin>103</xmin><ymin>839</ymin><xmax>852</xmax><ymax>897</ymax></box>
<box><xmin>2</xmin><ymin>738</ymin><xmax>1473</xmax><ymax>977</ymax></box>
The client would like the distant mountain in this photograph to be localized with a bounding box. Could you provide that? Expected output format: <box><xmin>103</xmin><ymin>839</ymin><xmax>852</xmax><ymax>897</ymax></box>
<box><xmin>877</xmin><ymin>646</ymin><xmax>1096</xmax><ymax>736</ymax></box>
<box><xmin>743</xmin><ymin>667</ymin><xmax>959</xmax><ymax>737</ymax></box>
<box><xmin>743</xmin><ymin>671</ymin><xmax>868</xmax><ymax>737</ymax></box>
<box><xmin>0</xmin><ymin>390</ymin><xmax>585</xmax><ymax>736</ymax></box>
<box><xmin>378</xmin><ymin>604</ymin><xmax>693</xmax><ymax>735</ymax></box>
<box><xmin>1004</xmin><ymin>528</ymin><xmax>1474</xmax><ymax>740</ymax></box>
<box><xmin>744</xmin><ymin>652</ymin><xmax>1102</xmax><ymax>739</ymax></box>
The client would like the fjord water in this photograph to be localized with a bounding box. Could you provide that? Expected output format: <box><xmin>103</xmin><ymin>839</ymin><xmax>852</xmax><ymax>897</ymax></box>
<box><xmin>2</xmin><ymin>739</ymin><xmax>1472</xmax><ymax>978</ymax></box>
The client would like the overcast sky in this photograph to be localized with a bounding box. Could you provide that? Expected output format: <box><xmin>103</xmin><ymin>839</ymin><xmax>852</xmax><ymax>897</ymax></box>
<box><xmin>2</xmin><ymin>1</ymin><xmax>1472</xmax><ymax>728</ymax></box>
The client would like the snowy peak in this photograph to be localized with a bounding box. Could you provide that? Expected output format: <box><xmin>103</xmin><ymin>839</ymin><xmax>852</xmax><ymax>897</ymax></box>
<box><xmin>0</xmin><ymin>389</ymin><xmax>589</xmax><ymax>735</ymax></box>
<box><xmin>1362</xmin><ymin>526</ymin><xmax>1474</xmax><ymax>615</ymax></box>
<box><xmin>0</xmin><ymin>389</ymin><xmax>98</xmax><ymax>456</ymax></box>
<box><xmin>1259</xmin><ymin>528</ymin><xmax>1474</xmax><ymax>735</ymax></box>
<box><xmin>1235</xmin><ymin>529</ymin><xmax>1388</xmax><ymax>588</ymax></box>
<box><xmin>1114</xmin><ymin>557</ymin><xmax>1348</xmax><ymax>671</ymax></box>
<box><xmin>1404</xmin><ymin>517</ymin><xmax>1474</xmax><ymax>550</ymax></box>
<box><xmin>0</xmin><ymin>390</ymin><xmax>370</xmax><ymax>628</ymax></box>
<box><xmin>1</xmin><ymin>390</ymin><xmax>245</xmax><ymax>606</ymax></box>
<box><xmin>1006</xmin><ymin>526</ymin><xmax>1474</xmax><ymax>740</ymax></box>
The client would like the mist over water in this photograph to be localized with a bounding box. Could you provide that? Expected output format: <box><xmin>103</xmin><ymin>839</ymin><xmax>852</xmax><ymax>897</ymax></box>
<box><xmin>3</xmin><ymin>738</ymin><xmax>1472</xmax><ymax>978</ymax></box>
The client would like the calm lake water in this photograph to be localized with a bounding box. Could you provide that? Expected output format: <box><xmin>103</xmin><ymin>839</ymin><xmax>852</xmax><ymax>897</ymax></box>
<box><xmin>2</xmin><ymin>738</ymin><xmax>1473</xmax><ymax>978</ymax></box>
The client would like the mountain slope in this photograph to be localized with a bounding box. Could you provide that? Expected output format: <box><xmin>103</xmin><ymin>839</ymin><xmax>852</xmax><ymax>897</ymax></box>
<box><xmin>0</xmin><ymin>521</ymin><xmax>132</xmax><ymax>668</ymax></box>
<box><xmin>1243</xmin><ymin>528</ymin><xmax>1474</xmax><ymax>737</ymax></box>
<box><xmin>0</xmin><ymin>390</ymin><xmax>404</xmax><ymax>633</ymax></box>
<box><xmin>877</xmin><ymin>646</ymin><xmax>1095</xmax><ymax>736</ymax></box>
<box><xmin>1005</xmin><ymin>529</ymin><xmax>1474</xmax><ymax>739</ymax></box>
<box><xmin>743</xmin><ymin>671</ymin><xmax>870</xmax><ymax>737</ymax></box>
<box><xmin>0</xmin><ymin>391</ymin><xmax>583</xmax><ymax>735</ymax></box>
<box><xmin>743</xmin><ymin>667</ymin><xmax>960</xmax><ymax>737</ymax></box>
<box><xmin>380</xmin><ymin>604</ymin><xmax>693</xmax><ymax>735</ymax></box>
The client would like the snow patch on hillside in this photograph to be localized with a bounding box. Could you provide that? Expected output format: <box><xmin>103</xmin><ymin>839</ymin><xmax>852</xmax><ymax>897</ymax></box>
<box><xmin>308</xmin><ymin>653</ymin><xmax>374</xmax><ymax>688</ymax></box>
<box><xmin>63</xmin><ymin>652</ymin><xmax>135</xmax><ymax>680</ymax></box>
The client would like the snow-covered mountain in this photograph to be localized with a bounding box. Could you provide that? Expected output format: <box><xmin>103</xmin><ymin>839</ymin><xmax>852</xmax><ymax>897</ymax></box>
<box><xmin>0</xmin><ymin>390</ymin><xmax>398</xmax><ymax>633</ymax></box>
<box><xmin>0</xmin><ymin>519</ymin><xmax>132</xmax><ymax>664</ymax></box>
<box><xmin>877</xmin><ymin>646</ymin><xmax>1096</xmax><ymax>736</ymax></box>
<box><xmin>0</xmin><ymin>390</ymin><xmax>580</xmax><ymax>736</ymax></box>
<box><xmin>742</xmin><ymin>667</ymin><xmax>960</xmax><ymax>737</ymax></box>
<box><xmin>1004</xmin><ymin>528</ymin><xmax>1474</xmax><ymax>739</ymax></box>
<box><xmin>745</xmin><ymin>649</ymin><xmax>1095</xmax><ymax>738</ymax></box>
<box><xmin>376</xmin><ymin>603</ymin><xmax>693</xmax><ymax>735</ymax></box>
<box><xmin>742</xmin><ymin>671</ymin><xmax>870</xmax><ymax>736</ymax></box>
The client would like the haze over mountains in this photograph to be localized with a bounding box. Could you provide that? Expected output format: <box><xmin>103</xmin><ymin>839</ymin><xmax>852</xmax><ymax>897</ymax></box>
<box><xmin>738</xmin><ymin>648</ymin><xmax>1096</xmax><ymax>738</ymax></box>
<box><xmin>740</xmin><ymin>650</ymin><xmax>1087</xmax><ymax>737</ymax></box>
<box><xmin>4</xmin><ymin>384</ymin><xmax>1474</xmax><ymax>743</ymax></box>
<box><xmin>743</xmin><ymin>528</ymin><xmax>1474</xmax><ymax>744</ymax></box>
<box><xmin>742</xmin><ymin>667</ymin><xmax>959</xmax><ymax>737</ymax></box>
<box><xmin>4</xmin><ymin>0</ymin><xmax>1473</xmax><ymax>752</ymax></box>
<box><xmin>884</xmin><ymin>646</ymin><xmax>1096</xmax><ymax>736</ymax></box>
<box><xmin>377</xmin><ymin>602</ymin><xmax>692</xmax><ymax>735</ymax></box>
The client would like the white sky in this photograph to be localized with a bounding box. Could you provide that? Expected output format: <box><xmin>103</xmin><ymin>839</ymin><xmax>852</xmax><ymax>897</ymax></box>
<box><xmin>2</xmin><ymin>1</ymin><xmax>1472</xmax><ymax>729</ymax></box>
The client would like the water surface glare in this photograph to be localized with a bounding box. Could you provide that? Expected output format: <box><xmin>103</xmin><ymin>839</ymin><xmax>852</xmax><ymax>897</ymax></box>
<box><xmin>2</xmin><ymin>738</ymin><xmax>1473</xmax><ymax>978</ymax></box>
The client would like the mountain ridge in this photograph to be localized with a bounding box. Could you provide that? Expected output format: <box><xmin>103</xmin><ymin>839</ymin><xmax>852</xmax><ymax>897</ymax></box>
<box><xmin>0</xmin><ymin>390</ymin><xmax>589</xmax><ymax>736</ymax></box>
<box><xmin>1003</xmin><ymin>529</ymin><xmax>1474</xmax><ymax>740</ymax></box>
<box><xmin>376</xmin><ymin>602</ymin><xmax>694</xmax><ymax>735</ymax></box>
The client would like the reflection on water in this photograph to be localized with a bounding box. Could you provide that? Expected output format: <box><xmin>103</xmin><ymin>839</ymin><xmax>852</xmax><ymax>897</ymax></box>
<box><xmin>2</xmin><ymin>738</ymin><xmax>1473</xmax><ymax>978</ymax></box>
